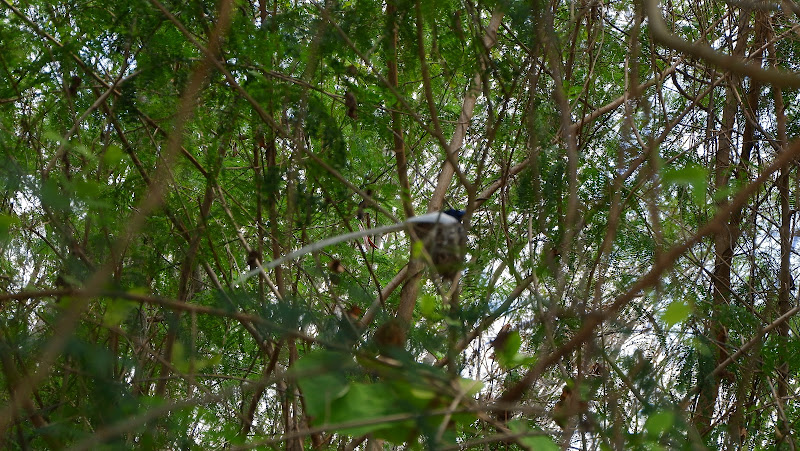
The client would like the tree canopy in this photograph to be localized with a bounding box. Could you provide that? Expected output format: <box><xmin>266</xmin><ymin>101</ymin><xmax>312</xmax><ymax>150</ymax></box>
<box><xmin>1</xmin><ymin>0</ymin><xmax>800</xmax><ymax>449</ymax></box>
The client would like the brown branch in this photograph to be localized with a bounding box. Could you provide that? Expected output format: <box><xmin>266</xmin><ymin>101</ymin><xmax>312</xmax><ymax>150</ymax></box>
<box><xmin>645</xmin><ymin>0</ymin><xmax>800</xmax><ymax>88</ymax></box>
<box><xmin>570</xmin><ymin>58</ymin><xmax>682</xmax><ymax>136</ymax></box>
<box><xmin>428</xmin><ymin>10</ymin><xmax>503</xmax><ymax>212</ymax></box>
<box><xmin>0</xmin><ymin>289</ymin><xmax>328</xmax><ymax>347</ymax></box>
<box><xmin>387</xmin><ymin>0</ymin><xmax>413</xmax><ymax>219</ymax></box>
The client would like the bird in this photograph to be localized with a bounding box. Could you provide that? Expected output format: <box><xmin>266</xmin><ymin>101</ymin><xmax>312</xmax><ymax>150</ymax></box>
<box><xmin>406</xmin><ymin>209</ymin><xmax>466</xmax><ymax>279</ymax></box>
<box><xmin>241</xmin><ymin>209</ymin><xmax>468</xmax><ymax>283</ymax></box>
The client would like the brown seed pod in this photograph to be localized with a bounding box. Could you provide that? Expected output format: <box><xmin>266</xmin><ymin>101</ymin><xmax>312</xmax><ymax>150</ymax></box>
<box><xmin>344</xmin><ymin>91</ymin><xmax>358</xmax><ymax>119</ymax></box>
<box><xmin>247</xmin><ymin>250</ymin><xmax>262</xmax><ymax>270</ymax></box>
<box><xmin>68</xmin><ymin>75</ymin><xmax>82</xmax><ymax>96</ymax></box>
<box><xmin>328</xmin><ymin>259</ymin><xmax>345</xmax><ymax>274</ymax></box>
<box><xmin>374</xmin><ymin>318</ymin><xmax>407</xmax><ymax>353</ymax></box>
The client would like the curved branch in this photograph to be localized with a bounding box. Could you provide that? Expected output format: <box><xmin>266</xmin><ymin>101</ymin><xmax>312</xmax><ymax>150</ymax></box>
<box><xmin>645</xmin><ymin>0</ymin><xmax>800</xmax><ymax>87</ymax></box>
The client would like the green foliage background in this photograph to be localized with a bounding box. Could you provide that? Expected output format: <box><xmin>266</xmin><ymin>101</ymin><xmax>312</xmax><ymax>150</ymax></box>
<box><xmin>1</xmin><ymin>0</ymin><xmax>799</xmax><ymax>449</ymax></box>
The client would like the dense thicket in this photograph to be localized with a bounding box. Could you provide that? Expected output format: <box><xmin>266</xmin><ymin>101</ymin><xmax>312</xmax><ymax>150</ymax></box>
<box><xmin>1</xmin><ymin>0</ymin><xmax>799</xmax><ymax>449</ymax></box>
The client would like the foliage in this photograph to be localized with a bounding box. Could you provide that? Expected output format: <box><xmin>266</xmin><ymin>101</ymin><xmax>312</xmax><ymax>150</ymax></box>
<box><xmin>1</xmin><ymin>0</ymin><xmax>800</xmax><ymax>449</ymax></box>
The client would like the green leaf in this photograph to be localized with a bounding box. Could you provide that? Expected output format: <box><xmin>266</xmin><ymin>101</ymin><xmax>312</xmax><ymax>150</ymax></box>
<box><xmin>662</xmin><ymin>300</ymin><xmax>692</xmax><ymax>327</ymax></box>
<box><xmin>72</xmin><ymin>179</ymin><xmax>101</xmax><ymax>201</ymax></box>
<box><xmin>411</xmin><ymin>240</ymin><xmax>425</xmax><ymax>258</ymax></box>
<box><xmin>508</xmin><ymin>419</ymin><xmax>559</xmax><ymax>450</ymax></box>
<box><xmin>346</xmin><ymin>283</ymin><xmax>372</xmax><ymax>306</ymax></box>
<box><xmin>326</xmin><ymin>381</ymin><xmax>409</xmax><ymax>437</ymax></box>
<box><xmin>103</xmin><ymin>298</ymin><xmax>137</xmax><ymax>327</ymax></box>
<box><xmin>172</xmin><ymin>342</ymin><xmax>188</xmax><ymax>372</ymax></box>
<box><xmin>456</xmin><ymin>377</ymin><xmax>484</xmax><ymax>397</ymax></box>
<box><xmin>662</xmin><ymin>164</ymin><xmax>708</xmax><ymax>206</ymax></box>
<box><xmin>419</xmin><ymin>293</ymin><xmax>438</xmax><ymax>319</ymax></box>
<box><xmin>495</xmin><ymin>330</ymin><xmax>522</xmax><ymax>367</ymax></box>
<box><xmin>191</xmin><ymin>353</ymin><xmax>223</xmax><ymax>372</ymax></box>
<box><xmin>71</xmin><ymin>144</ymin><xmax>97</xmax><ymax>165</ymax></box>
<box><xmin>294</xmin><ymin>351</ymin><xmax>354</xmax><ymax>423</ymax></box>
<box><xmin>0</xmin><ymin>214</ymin><xmax>20</xmax><ymax>243</ymax></box>
<box><xmin>103</xmin><ymin>145</ymin><xmax>125</xmax><ymax>169</ymax></box>
<box><xmin>40</xmin><ymin>178</ymin><xmax>70</xmax><ymax>212</ymax></box>
<box><xmin>645</xmin><ymin>410</ymin><xmax>675</xmax><ymax>436</ymax></box>
<box><xmin>495</xmin><ymin>330</ymin><xmax>536</xmax><ymax>368</ymax></box>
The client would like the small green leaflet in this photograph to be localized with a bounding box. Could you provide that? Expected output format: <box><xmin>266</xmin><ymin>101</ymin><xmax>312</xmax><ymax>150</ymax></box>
<box><xmin>662</xmin><ymin>164</ymin><xmax>708</xmax><ymax>206</ymax></box>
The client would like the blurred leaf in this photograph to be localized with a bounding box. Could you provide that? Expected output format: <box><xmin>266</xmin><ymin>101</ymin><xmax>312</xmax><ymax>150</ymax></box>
<box><xmin>495</xmin><ymin>329</ymin><xmax>521</xmax><ymax>367</ymax></box>
<box><xmin>508</xmin><ymin>419</ymin><xmax>559</xmax><ymax>450</ymax></box>
<box><xmin>419</xmin><ymin>293</ymin><xmax>439</xmax><ymax>319</ymax></box>
<box><xmin>103</xmin><ymin>298</ymin><xmax>137</xmax><ymax>327</ymax></box>
<box><xmin>456</xmin><ymin>377</ymin><xmax>484</xmax><ymax>397</ymax></box>
<box><xmin>71</xmin><ymin>144</ymin><xmax>97</xmax><ymax>165</ymax></box>
<box><xmin>411</xmin><ymin>240</ymin><xmax>425</xmax><ymax>258</ymax></box>
<box><xmin>662</xmin><ymin>164</ymin><xmax>708</xmax><ymax>206</ymax></box>
<box><xmin>40</xmin><ymin>178</ymin><xmax>70</xmax><ymax>212</ymax></box>
<box><xmin>72</xmin><ymin>179</ymin><xmax>102</xmax><ymax>202</ymax></box>
<box><xmin>0</xmin><ymin>213</ymin><xmax>20</xmax><ymax>243</ymax></box>
<box><xmin>103</xmin><ymin>145</ymin><xmax>125</xmax><ymax>169</ymax></box>
<box><xmin>662</xmin><ymin>300</ymin><xmax>692</xmax><ymax>327</ymax></box>
<box><xmin>324</xmin><ymin>381</ymin><xmax>409</xmax><ymax>438</ymax></box>
<box><xmin>346</xmin><ymin>283</ymin><xmax>372</xmax><ymax>305</ymax></box>
<box><xmin>295</xmin><ymin>350</ymin><xmax>354</xmax><ymax>423</ymax></box>
<box><xmin>645</xmin><ymin>410</ymin><xmax>675</xmax><ymax>436</ymax></box>
<box><xmin>495</xmin><ymin>330</ymin><xmax>536</xmax><ymax>369</ymax></box>
<box><xmin>172</xmin><ymin>342</ymin><xmax>188</xmax><ymax>372</ymax></box>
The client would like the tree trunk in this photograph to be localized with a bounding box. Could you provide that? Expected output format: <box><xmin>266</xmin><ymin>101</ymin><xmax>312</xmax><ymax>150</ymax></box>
<box><xmin>694</xmin><ymin>10</ymin><xmax>751</xmax><ymax>436</ymax></box>
<box><xmin>770</xmin><ymin>18</ymin><xmax>791</xmax><ymax>444</ymax></box>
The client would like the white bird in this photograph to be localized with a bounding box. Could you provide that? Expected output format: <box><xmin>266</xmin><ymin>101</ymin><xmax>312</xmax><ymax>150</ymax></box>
<box><xmin>239</xmin><ymin>210</ymin><xmax>466</xmax><ymax>283</ymax></box>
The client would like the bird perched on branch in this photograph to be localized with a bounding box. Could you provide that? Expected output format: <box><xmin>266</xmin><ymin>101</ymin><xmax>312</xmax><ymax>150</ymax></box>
<box><xmin>241</xmin><ymin>209</ymin><xmax>467</xmax><ymax>283</ymax></box>
<box><xmin>406</xmin><ymin>209</ymin><xmax>466</xmax><ymax>280</ymax></box>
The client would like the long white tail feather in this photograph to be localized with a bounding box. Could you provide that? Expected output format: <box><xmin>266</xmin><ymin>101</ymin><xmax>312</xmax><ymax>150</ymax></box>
<box><xmin>236</xmin><ymin>212</ymin><xmax>458</xmax><ymax>285</ymax></box>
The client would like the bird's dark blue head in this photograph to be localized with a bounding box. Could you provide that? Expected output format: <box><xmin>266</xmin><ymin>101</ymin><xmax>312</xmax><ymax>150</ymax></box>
<box><xmin>443</xmin><ymin>209</ymin><xmax>466</xmax><ymax>222</ymax></box>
